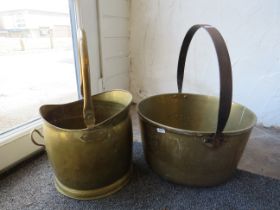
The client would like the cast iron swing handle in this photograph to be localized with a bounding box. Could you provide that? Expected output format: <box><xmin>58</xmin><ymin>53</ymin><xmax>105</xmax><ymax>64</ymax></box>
<box><xmin>177</xmin><ymin>24</ymin><xmax>232</xmax><ymax>140</ymax></box>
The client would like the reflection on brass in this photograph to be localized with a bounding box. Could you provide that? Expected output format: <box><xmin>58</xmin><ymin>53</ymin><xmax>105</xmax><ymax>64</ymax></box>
<box><xmin>137</xmin><ymin>24</ymin><xmax>257</xmax><ymax>186</ymax></box>
<box><xmin>31</xmin><ymin>29</ymin><xmax>133</xmax><ymax>199</ymax></box>
<box><xmin>78</xmin><ymin>29</ymin><xmax>95</xmax><ymax>129</ymax></box>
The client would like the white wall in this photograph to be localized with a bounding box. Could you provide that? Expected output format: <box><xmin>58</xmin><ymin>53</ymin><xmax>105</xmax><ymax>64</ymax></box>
<box><xmin>76</xmin><ymin>0</ymin><xmax>102</xmax><ymax>94</ymax></box>
<box><xmin>77</xmin><ymin>0</ymin><xmax>130</xmax><ymax>93</ymax></box>
<box><xmin>130</xmin><ymin>0</ymin><xmax>280</xmax><ymax>127</ymax></box>
<box><xmin>98</xmin><ymin>0</ymin><xmax>130</xmax><ymax>91</ymax></box>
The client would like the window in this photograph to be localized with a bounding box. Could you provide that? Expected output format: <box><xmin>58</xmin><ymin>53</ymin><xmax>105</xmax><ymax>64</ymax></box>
<box><xmin>0</xmin><ymin>0</ymin><xmax>131</xmax><ymax>172</ymax></box>
<box><xmin>0</xmin><ymin>0</ymin><xmax>78</xmax><ymax>136</ymax></box>
<box><xmin>0</xmin><ymin>0</ymin><xmax>79</xmax><ymax>171</ymax></box>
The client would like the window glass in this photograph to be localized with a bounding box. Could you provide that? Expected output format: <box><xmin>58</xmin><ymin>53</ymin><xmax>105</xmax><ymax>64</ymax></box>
<box><xmin>0</xmin><ymin>0</ymin><xmax>77</xmax><ymax>134</ymax></box>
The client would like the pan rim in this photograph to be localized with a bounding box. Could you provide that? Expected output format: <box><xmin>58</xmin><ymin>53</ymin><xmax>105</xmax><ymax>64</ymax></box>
<box><xmin>137</xmin><ymin>93</ymin><xmax>257</xmax><ymax>136</ymax></box>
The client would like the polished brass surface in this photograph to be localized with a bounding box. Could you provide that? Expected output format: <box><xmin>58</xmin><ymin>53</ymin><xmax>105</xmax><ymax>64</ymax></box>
<box><xmin>78</xmin><ymin>29</ymin><xmax>95</xmax><ymax>128</ymax></box>
<box><xmin>31</xmin><ymin>28</ymin><xmax>133</xmax><ymax>199</ymax></box>
<box><xmin>138</xmin><ymin>93</ymin><xmax>256</xmax><ymax>186</ymax></box>
<box><xmin>137</xmin><ymin>24</ymin><xmax>257</xmax><ymax>186</ymax></box>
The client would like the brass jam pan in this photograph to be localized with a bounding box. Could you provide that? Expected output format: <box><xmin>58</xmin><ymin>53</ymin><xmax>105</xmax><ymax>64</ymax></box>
<box><xmin>137</xmin><ymin>24</ymin><xmax>257</xmax><ymax>186</ymax></box>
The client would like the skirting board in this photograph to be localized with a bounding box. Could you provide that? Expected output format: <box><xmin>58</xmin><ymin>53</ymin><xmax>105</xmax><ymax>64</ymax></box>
<box><xmin>0</xmin><ymin>120</ymin><xmax>43</xmax><ymax>173</ymax></box>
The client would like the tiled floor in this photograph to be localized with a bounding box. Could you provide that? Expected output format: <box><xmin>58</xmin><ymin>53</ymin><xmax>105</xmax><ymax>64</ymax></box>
<box><xmin>131</xmin><ymin>105</ymin><xmax>280</xmax><ymax>180</ymax></box>
<box><xmin>238</xmin><ymin>126</ymin><xmax>280</xmax><ymax>179</ymax></box>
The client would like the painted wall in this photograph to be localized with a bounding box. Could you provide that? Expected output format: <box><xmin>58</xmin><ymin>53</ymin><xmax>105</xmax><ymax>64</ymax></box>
<box><xmin>130</xmin><ymin>0</ymin><xmax>280</xmax><ymax>126</ymax></box>
<box><xmin>77</xmin><ymin>0</ymin><xmax>102</xmax><ymax>94</ymax></box>
<box><xmin>98</xmin><ymin>0</ymin><xmax>130</xmax><ymax>91</ymax></box>
<box><xmin>76</xmin><ymin>0</ymin><xmax>130</xmax><ymax>94</ymax></box>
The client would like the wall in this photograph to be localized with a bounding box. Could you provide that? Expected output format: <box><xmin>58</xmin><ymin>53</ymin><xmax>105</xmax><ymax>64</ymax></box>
<box><xmin>98</xmin><ymin>0</ymin><xmax>130</xmax><ymax>91</ymax></box>
<box><xmin>77</xmin><ymin>0</ymin><xmax>130</xmax><ymax>93</ymax></box>
<box><xmin>130</xmin><ymin>0</ymin><xmax>280</xmax><ymax>126</ymax></box>
<box><xmin>76</xmin><ymin>0</ymin><xmax>102</xmax><ymax>94</ymax></box>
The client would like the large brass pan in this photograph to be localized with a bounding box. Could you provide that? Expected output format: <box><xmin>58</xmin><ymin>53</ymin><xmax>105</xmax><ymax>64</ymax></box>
<box><xmin>31</xmin><ymin>30</ymin><xmax>133</xmax><ymax>199</ymax></box>
<box><xmin>137</xmin><ymin>24</ymin><xmax>257</xmax><ymax>186</ymax></box>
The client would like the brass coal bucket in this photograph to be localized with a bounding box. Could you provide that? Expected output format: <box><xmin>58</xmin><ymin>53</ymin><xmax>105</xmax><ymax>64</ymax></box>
<box><xmin>31</xmin><ymin>30</ymin><xmax>133</xmax><ymax>199</ymax></box>
<box><xmin>137</xmin><ymin>24</ymin><xmax>257</xmax><ymax>186</ymax></box>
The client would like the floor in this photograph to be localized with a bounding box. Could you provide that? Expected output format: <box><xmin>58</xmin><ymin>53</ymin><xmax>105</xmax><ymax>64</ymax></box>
<box><xmin>130</xmin><ymin>105</ymin><xmax>280</xmax><ymax>180</ymax></box>
<box><xmin>238</xmin><ymin>125</ymin><xmax>280</xmax><ymax>179</ymax></box>
<box><xmin>1</xmin><ymin>142</ymin><xmax>280</xmax><ymax>210</ymax></box>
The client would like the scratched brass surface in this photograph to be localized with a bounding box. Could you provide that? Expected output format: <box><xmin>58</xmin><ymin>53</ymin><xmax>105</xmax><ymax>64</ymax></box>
<box><xmin>138</xmin><ymin>93</ymin><xmax>257</xmax><ymax>186</ymax></box>
<box><xmin>36</xmin><ymin>90</ymin><xmax>133</xmax><ymax>200</ymax></box>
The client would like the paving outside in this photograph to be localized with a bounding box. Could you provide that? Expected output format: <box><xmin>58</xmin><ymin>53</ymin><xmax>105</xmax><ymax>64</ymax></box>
<box><xmin>0</xmin><ymin>49</ymin><xmax>78</xmax><ymax>134</ymax></box>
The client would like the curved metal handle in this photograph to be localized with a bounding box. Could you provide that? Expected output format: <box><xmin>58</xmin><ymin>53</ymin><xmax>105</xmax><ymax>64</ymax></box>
<box><xmin>177</xmin><ymin>24</ymin><xmax>232</xmax><ymax>141</ymax></box>
<box><xmin>77</xmin><ymin>29</ymin><xmax>96</xmax><ymax>129</ymax></box>
<box><xmin>31</xmin><ymin>129</ymin><xmax>45</xmax><ymax>149</ymax></box>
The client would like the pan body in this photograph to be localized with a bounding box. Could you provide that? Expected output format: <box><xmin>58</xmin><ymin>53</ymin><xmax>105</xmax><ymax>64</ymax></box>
<box><xmin>138</xmin><ymin>93</ymin><xmax>256</xmax><ymax>186</ymax></box>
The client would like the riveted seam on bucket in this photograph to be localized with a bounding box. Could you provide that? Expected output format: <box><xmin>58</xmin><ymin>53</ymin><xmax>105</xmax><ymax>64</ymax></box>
<box><xmin>202</xmin><ymin>133</ymin><xmax>226</xmax><ymax>148</ymax></box>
